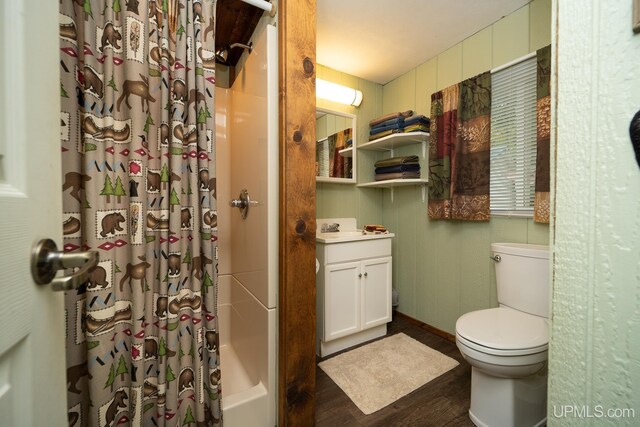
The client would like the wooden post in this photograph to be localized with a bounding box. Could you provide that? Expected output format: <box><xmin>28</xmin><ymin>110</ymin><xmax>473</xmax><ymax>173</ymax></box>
<box><xmin>278</xmin><ymin>0</ymin><xmax>317</xmax><ymax>425</ymax></box>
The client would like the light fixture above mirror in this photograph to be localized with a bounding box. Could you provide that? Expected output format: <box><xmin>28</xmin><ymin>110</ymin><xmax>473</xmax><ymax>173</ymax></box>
<box><xmin>316</xmin><ymin>79</ymin><xmax>363</xmax><ymax>107</ymax></box>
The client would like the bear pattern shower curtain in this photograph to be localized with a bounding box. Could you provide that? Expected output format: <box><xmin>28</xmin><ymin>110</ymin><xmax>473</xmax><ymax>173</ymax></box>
<box><xmin>59</xmin><ymin>0</ymin><xmax>221</xmax><ymax>425</ymax></box>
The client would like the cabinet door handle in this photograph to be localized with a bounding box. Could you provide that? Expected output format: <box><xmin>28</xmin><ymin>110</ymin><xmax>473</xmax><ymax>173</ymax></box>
<box><xmin>358</xmin><ymin>273</ymin><xmax>362</xmax><ymax>278</ymax></box>
<box><xmin>364</xmin><ymin>272</ymin><xmax>368</xmax><ymax>277</ymax></box>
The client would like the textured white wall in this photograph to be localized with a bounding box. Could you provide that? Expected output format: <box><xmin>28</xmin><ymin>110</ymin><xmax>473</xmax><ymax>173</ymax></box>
<box><xmin>550</xmin><ymin>0</ymin><xmax>640</xmax><ymax>424</ymax></box>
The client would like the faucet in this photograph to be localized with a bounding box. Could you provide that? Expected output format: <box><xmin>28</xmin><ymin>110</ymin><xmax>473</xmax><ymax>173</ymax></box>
<box><xmin>321</xmin><ymin>223</ymin><xmax>340</xmax><ymax>233</ymax></box>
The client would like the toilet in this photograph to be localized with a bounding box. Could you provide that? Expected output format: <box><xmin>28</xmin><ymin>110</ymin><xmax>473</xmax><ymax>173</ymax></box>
<box><xmin>456</xmin><ymin>243</ymin><xmax>550</xmax><ymax>427</ymax></box>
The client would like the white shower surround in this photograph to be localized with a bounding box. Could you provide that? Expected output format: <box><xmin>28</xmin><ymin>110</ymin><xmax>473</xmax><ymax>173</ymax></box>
<box><xmin>218</xmin><ymin>275</ymin><xmax>276</xmax><ymax>426</ymax></box>
<box><xmin>215</xmin><ymin>23</ymin><xmax>278</xmax><ymax>426</ymax></box>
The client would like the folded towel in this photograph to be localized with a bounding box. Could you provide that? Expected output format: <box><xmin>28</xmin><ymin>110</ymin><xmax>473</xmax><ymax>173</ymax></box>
<box><xmin>369</xmin><ymin>110</ymin><xmax>414</xmax><ymax>127</ymax></box>
<box><xmin>374</xmin><ymin>155</ymin><xmax>420</xmax><ymax>168</ymax></box>
<box><xmin>375</xmin><ymin>171</ymin><xmax>421</xmax><ymax>181</ymax></box>
<box><xmin>375</xmin><ymin>164</ymin><xmax>421</xmax><ymax>174</ymax></box>
<box><xmin>364</xmin><ymin>224</ymin><xmax>388</xmax><ymax>233</ymax></box>
<box><xmin>403</xmin><ymin>115</ymin><xmax>430</xmax><ymax>127</ymax></box>
<box><xmin>368</xmin><ymin>129</ymin><xmax>401</xmax><ymax>141</ymax></box>
<box><xmin>370</xmin><ymin>117</ymin><xmax>405</xmax><ymax>132</ymax></box>
<box><xmin>369</xmin><ymin>123</ymin><xmax>404</xmax><ymax>135</ymax></box>
<box><xmin>403</xmin><ymin>123</ymin><xmax>430</xmax><ymax>133</ymax></box>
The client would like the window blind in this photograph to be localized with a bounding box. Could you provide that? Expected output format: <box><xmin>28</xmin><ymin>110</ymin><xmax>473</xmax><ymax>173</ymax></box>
<box><xmin>316</xmin><ymin>138</ymin><xmax>329</xmax><ymax>177</ymax></box>
<box><xmin>490</xmin><ymin>55</ymin><xmax>537</xmax><ymax>215</ymax></box>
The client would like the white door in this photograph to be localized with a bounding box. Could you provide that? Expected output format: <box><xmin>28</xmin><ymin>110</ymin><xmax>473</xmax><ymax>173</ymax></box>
<box><xmin>362</xmin><ymin>257</ymin><xmax>392</xmax><ymax>329</ymax></box>
<box><xmin>324</xmin><ymin>261</ymin><xmax>362</xmax><ymax>341</ymax></box>
<box><xmin>0</xmin><ymin>2</ymin><xmax>67</xmax><ymax>426</ymax></box>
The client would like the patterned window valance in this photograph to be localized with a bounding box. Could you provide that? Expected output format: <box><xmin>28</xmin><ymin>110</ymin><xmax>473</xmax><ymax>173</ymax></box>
<box><xmin>428</xmin><ymin>44</ymin><xmax>551</xmax><ymax>223</ymax></box>
<box><xmin>428</xmin><ymin>72</ymin><xmax>492</xmax><ymax>221</ymax></box>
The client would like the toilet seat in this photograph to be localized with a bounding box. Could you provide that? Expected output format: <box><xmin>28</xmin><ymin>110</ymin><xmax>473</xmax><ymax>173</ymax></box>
<box><xmin>456</xmin><ymin>307</ymin><xmax>549</xmax><ymax>356</ymax></box>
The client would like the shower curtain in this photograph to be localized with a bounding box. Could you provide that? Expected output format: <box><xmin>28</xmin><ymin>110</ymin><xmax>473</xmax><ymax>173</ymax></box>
<box><xmin>534</xmin><ymin>45</ymin><xmax>551</xmax><ymax>223</ymax></box>
<box><xmin>59</xmin><ymin>0</ymin><xmax>221</xmax><ymax>425</ymax></box>
<box><xmin>428</xmin><ymin>72</ymin><xmax>492</xmax><ymax>220</ymax></box>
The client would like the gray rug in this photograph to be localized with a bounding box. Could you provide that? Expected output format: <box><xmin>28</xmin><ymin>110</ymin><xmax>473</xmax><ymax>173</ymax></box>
<box><xmin>318</xmin><ymin>332</ymin><xmax>459</xmax><ymax>415</ymax></box>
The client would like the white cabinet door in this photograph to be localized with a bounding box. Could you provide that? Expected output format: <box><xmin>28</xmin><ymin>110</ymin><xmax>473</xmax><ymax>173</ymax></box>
<box><xmin>362</xmin><ymin>257</ymin><xmax>392</xmax><ymax>329</ymax></box>
<box><xmin>324</xmin><ymin>261</ymin><xmax>361</xmax><ymax>341</ymax></box>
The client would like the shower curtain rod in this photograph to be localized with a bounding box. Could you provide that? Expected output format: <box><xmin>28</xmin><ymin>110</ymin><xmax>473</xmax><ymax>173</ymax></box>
<box><xmin>240</xmin><ymin>0</ymin><xmax>276</xmax><ymax>17</ymax></box>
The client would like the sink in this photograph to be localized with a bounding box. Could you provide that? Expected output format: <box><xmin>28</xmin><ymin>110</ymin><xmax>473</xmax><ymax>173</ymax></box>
<box><xmin>316</xmin><ymin>230</ymin><xmax>394</xmax><ymax>243</ymax></box>
<box><xmin>315</xmin><ymin>218</ymin><xmax>394</xmax><ymax>243</ymax></box>
<box><xmin>318</xmin><ymin>231</ymin><xmax>364</xmax><ymax>238</ymax></box>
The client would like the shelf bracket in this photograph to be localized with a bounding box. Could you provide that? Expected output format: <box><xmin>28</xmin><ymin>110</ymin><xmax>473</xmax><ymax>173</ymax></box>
<box><xmin>421</xmin><ymin>184</ymin><xmax>426</xmax><ymax>202</ymax></box>
<box><xmin>422</xmin><ymin>140</ymin><xmax>427</xmax><ymax>159</ymax></box>
<box><xmin>390</xmin><ymin>187</ymin><xmax>394</xmax><ymax>203</ymax></box>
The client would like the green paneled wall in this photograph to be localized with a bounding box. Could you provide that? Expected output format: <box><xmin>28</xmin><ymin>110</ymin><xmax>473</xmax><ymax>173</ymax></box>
<box><xmin>381</xmin><ymin>0</ymin><xmax>551</xmax><ymax>334</ymax></box>
<box><xmin>316</xmin><ymin>113</ymin><xmax>350</xmax><ymax>141</ymax></box>
<box><xmin>316</xmin><ymin>0</ymin><xmax>552</xmax><ymax>334</ymax></box>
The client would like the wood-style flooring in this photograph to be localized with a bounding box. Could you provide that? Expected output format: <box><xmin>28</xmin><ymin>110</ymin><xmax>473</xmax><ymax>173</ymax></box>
<box><xmin>315</xmin><ymin>313</ymin><xmax>474</xmax><ymax>427</ymax></box>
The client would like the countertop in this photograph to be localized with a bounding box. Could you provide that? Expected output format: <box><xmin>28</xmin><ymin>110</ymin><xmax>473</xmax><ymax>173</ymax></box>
<box><xmin>315</xmin><ymin>231</ymin><xmax>395</xmax><ymax>244</ymax></box>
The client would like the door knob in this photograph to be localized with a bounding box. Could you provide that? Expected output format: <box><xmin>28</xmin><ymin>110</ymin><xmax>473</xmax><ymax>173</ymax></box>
<box><xmin>31</xmin><ymin>239</ymin><xmax>99</xmax><ymax>291</ymax></box>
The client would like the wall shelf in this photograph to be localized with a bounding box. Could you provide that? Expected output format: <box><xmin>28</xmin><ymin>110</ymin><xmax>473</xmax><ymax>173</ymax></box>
<box><xmin>357</xmin><ymin>131</ymin><xmax>430</xmax><ymax>202</ymax></box>
<box><xmin>339</xmin><ymin>146</ymin><xmax>353</xmax><ymax>158</ymax></box>
<box><xmin>316</xmin><ymin>176</ymin><xmax>356</xmax><ymax>184</ymax></box>
<box><xmin>357</xmin><ymin>178</ymin><xmax>429</xmax><ymax>188</ymax></box>
<box><xmin>358</xmin><ymin>131</ymin><xmax>429</xmax><ymax>153</ymax></box>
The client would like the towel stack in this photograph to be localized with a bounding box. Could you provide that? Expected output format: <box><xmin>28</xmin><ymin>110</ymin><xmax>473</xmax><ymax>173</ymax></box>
<box><xmin>374</xmin><ymin>155</ymin><xmax>420</xmax><ymax>181</ymax></box>
<box><xmin>402</xmin><ymin>115</ymin><xmax>430</xmax><ymax>133</ymax></box>
<box><xmin>368</xmin><ymin>111</ymin><xmax>430</xmax><ymax>141</ymax></box>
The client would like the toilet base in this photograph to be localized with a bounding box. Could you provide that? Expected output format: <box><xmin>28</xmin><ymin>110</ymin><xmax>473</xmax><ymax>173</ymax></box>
<box><xmin>469</xmin><ymin>367</ymin><xmax>547</xmax><ymax>427</ymax></box>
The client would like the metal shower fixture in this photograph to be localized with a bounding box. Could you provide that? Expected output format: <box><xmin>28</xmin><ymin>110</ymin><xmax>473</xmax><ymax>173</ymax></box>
<box><xmin>215</xmin><ymin>42</ymin><xmax>254</xmax><ymax>63</ymax></box>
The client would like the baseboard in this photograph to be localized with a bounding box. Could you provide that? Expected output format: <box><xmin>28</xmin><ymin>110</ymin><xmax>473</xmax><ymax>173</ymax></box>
<box><xmin>318</xmin><ymin>325</ymin><xmax>387</xmax><ymax>358</ymax></box>
<box><xmin>394</xmin><ymin>311</ymin><xmax>456</xmax><ymax>343</ymax></box>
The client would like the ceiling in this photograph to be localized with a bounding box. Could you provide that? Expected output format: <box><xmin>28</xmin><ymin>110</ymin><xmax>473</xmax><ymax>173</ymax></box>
<box><xmin>317</xmin><ymin>0</ymin><xmax>531</xmax><ymax>85</ymax></box>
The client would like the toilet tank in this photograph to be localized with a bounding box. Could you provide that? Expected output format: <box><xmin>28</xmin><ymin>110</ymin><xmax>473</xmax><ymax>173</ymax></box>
<box><xmin>492</xmin><ymin>243</ymin><xmax>550</xmax><ymax>318</ymax></box>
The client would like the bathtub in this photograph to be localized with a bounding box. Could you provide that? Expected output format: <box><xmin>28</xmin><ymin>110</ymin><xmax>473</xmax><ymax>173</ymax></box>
<box><xmin>218</xmin><ymin>274</ymin><xmax>276</xmax><ymax>426</ymax></box>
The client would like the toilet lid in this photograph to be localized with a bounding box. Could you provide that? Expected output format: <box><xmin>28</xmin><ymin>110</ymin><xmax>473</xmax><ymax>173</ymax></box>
<box><xmin>456</xmin><ymin>307</ymin><xmax>549</xmax><ymax>352</ymax></box>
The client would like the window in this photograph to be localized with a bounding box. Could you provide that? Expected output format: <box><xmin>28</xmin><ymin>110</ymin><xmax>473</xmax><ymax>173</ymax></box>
<box><xmin>490</xmin><ymin>55</ymin><xmax>537</xmax><ymax>216</ymax></box>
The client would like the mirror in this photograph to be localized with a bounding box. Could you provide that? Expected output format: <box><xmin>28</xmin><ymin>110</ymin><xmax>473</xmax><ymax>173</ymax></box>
<box><xmin>315</xmin><ymin>107</ymin><xmax>356</xmax><ymax>183</ymax></box>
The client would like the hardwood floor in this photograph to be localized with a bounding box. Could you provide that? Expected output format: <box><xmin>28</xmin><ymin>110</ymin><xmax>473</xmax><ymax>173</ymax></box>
<box><xmin>315</xmin><ymin>313</ymin><xmax>474</xmax><ymax>426</ymax></box>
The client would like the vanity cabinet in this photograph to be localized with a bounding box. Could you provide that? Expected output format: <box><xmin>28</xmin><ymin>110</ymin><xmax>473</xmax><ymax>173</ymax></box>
<box><xmin>316</xmin><ymin>237</ymin><xmax>393</xmax><ymax>357</ymax></box>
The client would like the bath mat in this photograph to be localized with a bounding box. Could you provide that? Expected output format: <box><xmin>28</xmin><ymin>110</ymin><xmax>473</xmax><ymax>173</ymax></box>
<box><xmin>318</xmin><ymin>332</ymin><xmax>459</xmax><ymax>415</ymax></box>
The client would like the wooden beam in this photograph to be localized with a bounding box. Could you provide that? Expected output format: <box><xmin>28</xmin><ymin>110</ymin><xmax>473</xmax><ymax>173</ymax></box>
<box><xmin>278</xmin><ymin>0</ymin><xmax>317</xmax><ymax>425</ymax></box>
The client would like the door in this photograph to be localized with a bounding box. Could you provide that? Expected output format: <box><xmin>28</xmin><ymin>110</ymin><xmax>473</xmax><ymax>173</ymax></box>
<box><xmin>549</xmin><ymin>0</ymin><xmax>640</xmax><ymax>413</ymax></box>
<box><xmin>362</xmin><ymin>257</ymin><xmax>392</xmax><ymax>329</ymax></box>
<box><xmin>0</xmin><ymin>2</ymin><xmax>67</xmax><ymax>427</ymax></box>
<box><xmin>324</xmin><ymin>262</ymin><xmax>361</xmax><ymax>341</ymax></box>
